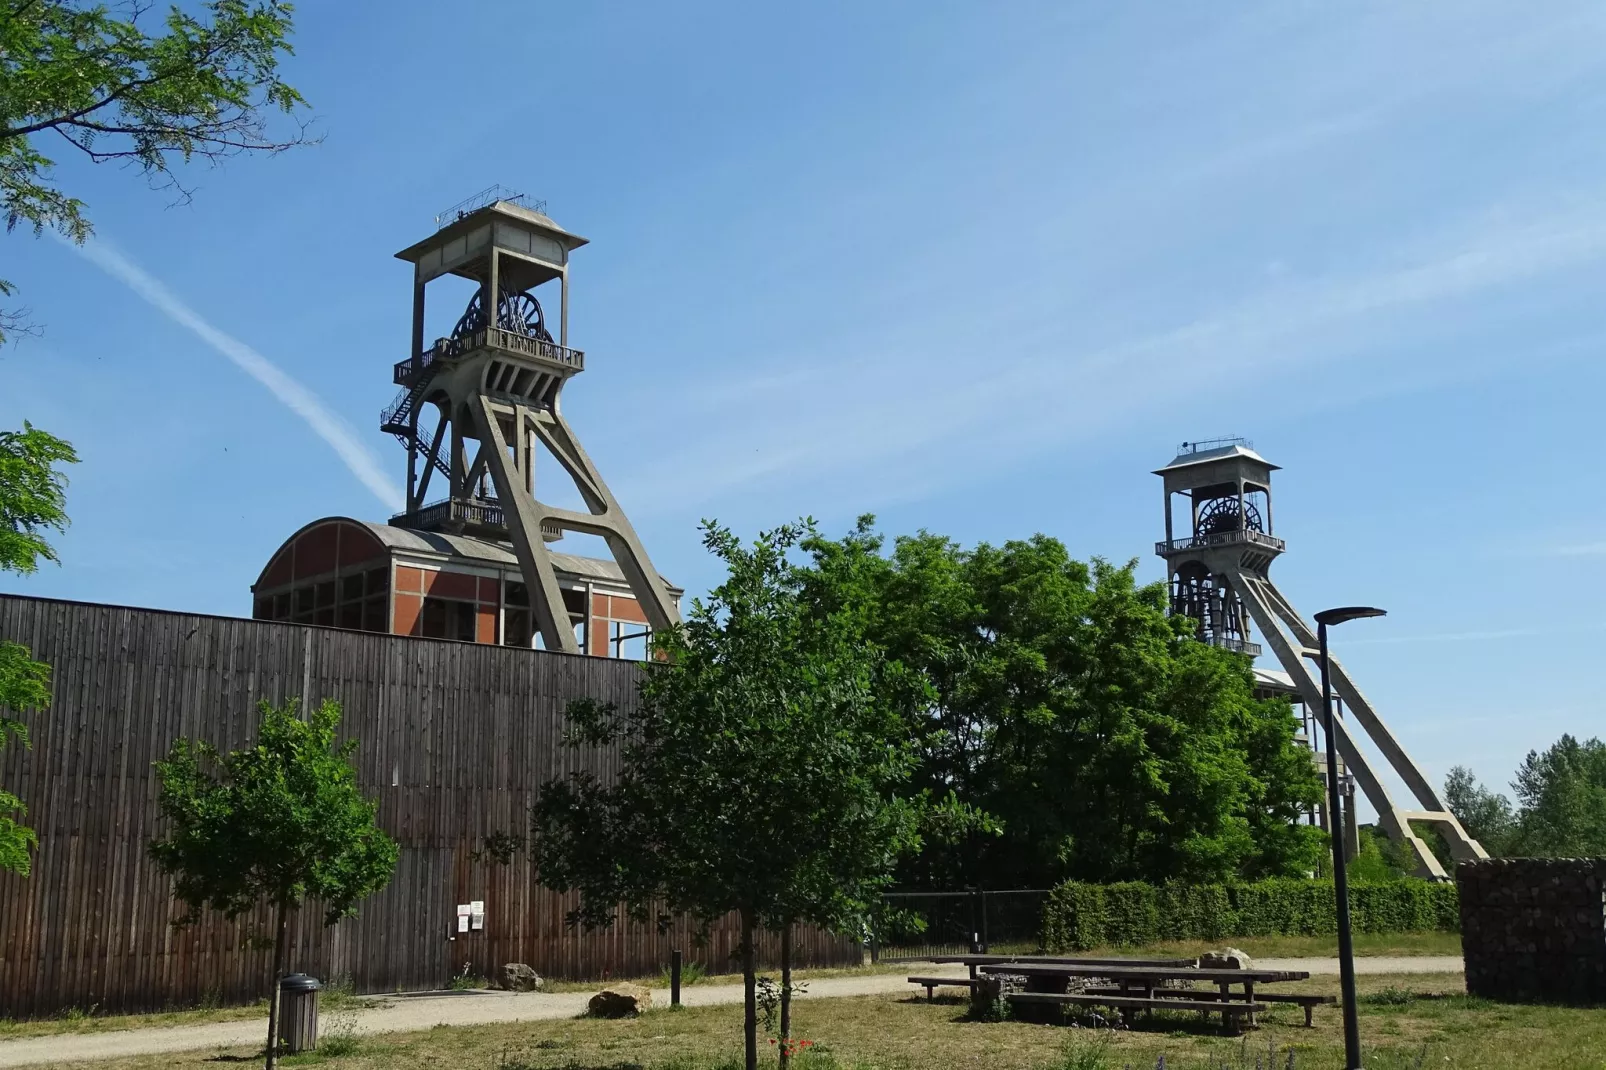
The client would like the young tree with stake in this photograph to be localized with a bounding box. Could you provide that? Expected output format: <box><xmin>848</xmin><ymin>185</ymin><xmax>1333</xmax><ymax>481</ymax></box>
<box><xmin>533</xmin><ymin>519</ymin><xmax>930</xmax><ymax>1070</ymax></box>
<box><xmin>149</xmin><ymin>698</ymin><xmax>398</xmax><ymax>1069</ymax></box>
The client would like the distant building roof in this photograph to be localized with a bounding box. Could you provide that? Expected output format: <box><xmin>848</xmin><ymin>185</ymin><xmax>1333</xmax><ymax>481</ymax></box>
<box><xmin>1253</xmin><ymin>667</ymin><xmax>1300</xmax><ymax>697</ymax></box>
<box><xmin>358</xmin><ymin>519</ymin><xmax>680</xmax><ymax>593</ymax></box>
<box><xmin>258</xmin><ymin>516</ymin><xmax>679</xmax><ymax>594</ymax></box>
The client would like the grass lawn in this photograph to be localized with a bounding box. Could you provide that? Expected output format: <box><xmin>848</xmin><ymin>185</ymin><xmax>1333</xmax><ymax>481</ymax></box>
<box><xmin>0</xmin><ymin>1004</ymin><xmax>271</xmax><ymax>1042</ymax></box>
<box><xmin>0</xmin><ymin>987</ymin><xmax>375</xmax><ymax>1042</ymax></box>
<box><xmin>31</xmin><ymin>971</ymin><xmax>1606</xmax><ymax>1070</ymax></box>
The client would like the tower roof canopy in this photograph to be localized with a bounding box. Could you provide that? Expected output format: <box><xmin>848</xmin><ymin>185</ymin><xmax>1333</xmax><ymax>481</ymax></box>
<box><xmin>1153</xmin><ymin>441</ymin><xmax>1279</xmax><ymax>476</ymax></box>
<box><xmin>395</xmin><ymin>199</ymin><xmax>590</xmax><ymax>289</ymax></box>
<box><xmin>1155</xmin><ymin>438</ymin><xmax>1279</xmax><ymax>497</ymax></box>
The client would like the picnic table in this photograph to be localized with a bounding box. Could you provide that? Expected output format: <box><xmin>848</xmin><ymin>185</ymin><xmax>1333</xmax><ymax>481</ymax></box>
<box><xmin>905</xmin><ymin>954</ymin><xmax>1197</xmax><ymax>1000</ymax></box>
<box><xmin>972</xmin><ymin>961</ymin><xmax>1315</xmax><ymax>1032</ymax></box>
<box><xmin>921</xmin><ymin>953</ymin><xmax>1195</xmax><ymax>978</ymax></box>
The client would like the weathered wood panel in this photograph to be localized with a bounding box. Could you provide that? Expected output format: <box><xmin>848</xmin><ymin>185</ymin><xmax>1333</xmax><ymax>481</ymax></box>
<box><xmin>0</xmin><ymin>595</ymin><xmax>860</xmax><ymax>1015</ymax></box>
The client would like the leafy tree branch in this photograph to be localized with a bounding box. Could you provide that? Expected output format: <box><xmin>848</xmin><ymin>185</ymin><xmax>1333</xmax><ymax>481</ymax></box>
<box><xmin>0</xmin><ymin>0</ymin><xmax>310</xmax><ymax>339</ymax></box>
<box><xmin>0</xmin><ymin>420</ymin><xmax>75</xmax><ymax>876</ymax></box>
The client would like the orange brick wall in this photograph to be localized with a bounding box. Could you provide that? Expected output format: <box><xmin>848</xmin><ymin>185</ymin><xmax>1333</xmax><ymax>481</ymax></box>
<box><xmin>385</xmin><ymin>565</ymin><xmax>652</xmax><ymax>653</ymax></box>
<box><xmin>390</xmin><ymin>566</ymin><xmax>500</xmax><ymax>641</ymax></box>
<box><xmin>393</xmin><ymin>592</ymin><xmax>422</xmax><ymax>636</ymax></box>
<box><xmin>586</xmin><ymin>592</ymin><xmax>651</xmax><ymax>656</ymax></box>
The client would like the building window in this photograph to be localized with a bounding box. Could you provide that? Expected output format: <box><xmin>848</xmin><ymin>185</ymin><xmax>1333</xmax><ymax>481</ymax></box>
<box><xmin>610</xmin><ymin>620</ymin><xmax>650</xmax><ymax>660</ymax></box>
<box><xmin>257</xmin><ymin>561</ymin><xmax>393</xmax><ymax>634</ymax></box>
<box><xmin>420</xmin><ymin>597</ymin><xmax>476</xmax><ymax>642</ymax></box>
<box><xmin>503</xmin><ymin>608</ymin><xmax>531</xmax><ymax>648</ymax></box>
<box><xmin>503</xmin><ymin>581</ymin><xmax>530</xmax><ymax>648</ymax></box>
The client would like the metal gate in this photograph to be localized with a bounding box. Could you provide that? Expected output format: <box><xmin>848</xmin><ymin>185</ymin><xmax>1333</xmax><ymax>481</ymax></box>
<box><xmin>873</xmin><ymin>889</ymin><xmax>1050</xmax><ymax>962</ymax></box>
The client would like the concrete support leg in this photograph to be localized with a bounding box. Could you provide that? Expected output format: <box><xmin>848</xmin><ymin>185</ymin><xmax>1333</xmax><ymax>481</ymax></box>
<box><xmin>468</xmin><ymin>396</ymin><xmax>580</xmax><ymax>654</ymax></box>
<box><xmin>1226</xmin><ymin>568</ymin><xmax>1477</xmax><ymax>880</ymax></box>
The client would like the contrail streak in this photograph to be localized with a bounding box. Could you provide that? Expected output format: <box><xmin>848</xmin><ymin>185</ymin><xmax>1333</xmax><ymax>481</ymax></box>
<box><xmin>70</xmin><ymin>237</ymin><xmax>404</xmax><ymax>512</ymax></box>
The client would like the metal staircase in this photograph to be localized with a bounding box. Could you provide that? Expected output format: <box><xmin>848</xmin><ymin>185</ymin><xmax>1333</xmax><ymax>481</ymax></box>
<box><xmin>379</xmin><ymin>375</ymin><xmax>449</xmax><ymax>479</ymax></box>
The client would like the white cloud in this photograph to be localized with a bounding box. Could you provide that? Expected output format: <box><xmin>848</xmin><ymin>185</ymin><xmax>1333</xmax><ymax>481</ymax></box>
<box><xmin>68</xmin><ymin>237</ymin><xmax>404</xmax><ymax>513</ymax></box>
<box><xmin>619</xmin><ymin>200</ymin><xmax>1606</xmax><ymax>517</ymax></box>
<box><xmin>1549</xmin><ymin>542</ymin><xmax>1606</xmax><ymax>557</ymax></box>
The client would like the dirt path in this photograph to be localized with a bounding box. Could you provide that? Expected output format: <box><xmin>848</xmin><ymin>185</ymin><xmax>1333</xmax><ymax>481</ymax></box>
<box><xmin>0</xmin><ymin>957</ymin><xmax>1465</xmax><ymax>1067</ymax></box>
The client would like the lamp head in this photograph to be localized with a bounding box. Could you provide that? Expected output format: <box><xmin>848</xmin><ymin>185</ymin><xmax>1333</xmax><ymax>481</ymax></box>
<box><xmin>1314</xmin><ymin>606</ymin><xmax>1387</xmax><ymax>627</ymax></box>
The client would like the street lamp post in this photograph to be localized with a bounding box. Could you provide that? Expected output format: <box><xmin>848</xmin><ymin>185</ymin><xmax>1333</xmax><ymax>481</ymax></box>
<box><xmin>1313</xmin><ymin>606</ymin><xmax>1385</xmax><ymax>1070</ymax></box>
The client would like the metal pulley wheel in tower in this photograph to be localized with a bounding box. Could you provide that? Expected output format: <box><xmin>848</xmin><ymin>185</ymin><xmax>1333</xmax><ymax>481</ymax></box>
<box><xmin>496</xmin><ymin>291</ymin><xmax>553</xmax><ymax>342</ymax></box>
<box><xmin>449</xmin><ymin>288</ymin><xmax>555</xmax><ymax>343</ymax></box>
<box><xmin>1195</xmin><ymin>495</ymin><xmax>1264</xmax><ymax>536</ymax></box>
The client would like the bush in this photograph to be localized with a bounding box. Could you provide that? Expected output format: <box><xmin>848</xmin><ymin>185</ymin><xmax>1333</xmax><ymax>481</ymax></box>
<box><xmin>1041</xmin><ymin>877</ymin><xmax>1458</xmax><ymax>951</ymax></box>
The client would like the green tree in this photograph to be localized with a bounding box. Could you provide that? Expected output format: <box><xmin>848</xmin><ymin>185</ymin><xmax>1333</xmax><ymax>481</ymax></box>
<box><xmin>816</xmin><ymin>525</ymin><xmax>1325</xmax><ymax>889</ymax></box>
<box><xmin>1</xmin><ymin>0</ymin><xmax>309</xmax><ymax>339</ymax></box>
<box><xmin>1511</xmin><ymin>734</ymin><xmax>1606</xmax><ymax>857</ymax></box>
<box><xmin>0</xmin><ymin>421</ymin><xmax>77</xmax><ymax>875</ymax></box>
<box><xmin>149</xmin><ymin>698</ymin><xmax>398</xmax><ymax>1070</ymax></box>
<box><xmin>0</xmin><ymin>640</ymin><xmax>49</xmax><ymax>873</ymax></box>
<box><xmin>1442</xmin><ymin>764</ymin><xmax>1516</xmax><ymax>857</ymax></box>
<box><xmin>1345</xmin><ymin>824</ymin><xmax>1412</xmax><ymax>882</ymax></box>
<box><xmin>533</xmin><ymin>520</ymin><xmax>926</xmax><ymax>1070</ymax></box>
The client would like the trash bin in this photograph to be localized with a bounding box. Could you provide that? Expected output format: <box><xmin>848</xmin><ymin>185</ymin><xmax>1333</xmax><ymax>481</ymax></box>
<box><xmin>277</xmin><ymin>973</ymin><xmax>322</xmax><ymax>1053</ymax></box>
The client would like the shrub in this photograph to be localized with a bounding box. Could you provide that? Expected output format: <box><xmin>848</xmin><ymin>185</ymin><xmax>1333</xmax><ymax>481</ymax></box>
<box><xmin>1042</xmin><ymin>878</ymin><xmax>1458</xmax><ymax>951</ymax></box>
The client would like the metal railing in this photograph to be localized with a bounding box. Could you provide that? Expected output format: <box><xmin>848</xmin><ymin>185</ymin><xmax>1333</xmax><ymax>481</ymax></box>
<box><xmin>872</xmin><ymin>889</ymin><xmax>1050</xmax><ymax>962</ymax></box>
<box><xmin>1175</xmin><ymin>436</ymin><xmax>1253</xmax><ymax>455</ymax></box>
<box><xmin>484</xmin><ymin>326</ymin><xmax>584</xmax><ymax>370</ymax></box>
<box><xmin>434</xmin><ymin>185</ymin><xmax>545</xmax><ymax>229</ymax></box>
<box><xmin>380</xmin><ymin>384</ymin><xmax>420</xmax><ymax>430</ymax></box>
<box><xmin>1155</xmin><ymin>529</ymin><xmax>1285</xmax><ymax>556</ymax></box>
<box><xmin>409</xmin><ymin>497</ymin><xmax>504</xmax><ymax>531</ymax></box>
<box><xmin>393</xmin><ymin>344</ymin><xmax>444</xmax><ymax>386</ymax></box>
<box><xmin>394</xmin><ymin>497</ymin><xmax>562</xmax><ymax>541</ymax></box>
<box><xmin>393</xmin><ymin>331</ymin><xmax>584</xmax><ymax>386</ymax></box>
<box><xmin>1207</xmin><ymin>635</ymin><xmax>1263</xmax><ymax>657</ymax></box>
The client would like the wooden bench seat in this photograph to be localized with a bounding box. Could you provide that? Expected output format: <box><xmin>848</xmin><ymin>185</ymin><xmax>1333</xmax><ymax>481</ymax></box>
<box><xmin>1007</xmin><ymin>990</ymin><xmax>1266</xmax><ymax>1023</ymax></box>
<box><xmin>1080</xmin><ymin>986</ymin><xmax>1335</xmax><ymax>1026</ymax></box>
<box><xmin>906</xmin><ymin>975</ymin><xmax>980</xmax><ymax>1000</ymax></box>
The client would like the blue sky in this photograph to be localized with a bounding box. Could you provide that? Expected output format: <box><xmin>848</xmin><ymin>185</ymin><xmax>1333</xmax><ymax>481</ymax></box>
<box><xmin>4</xmin><ymin>2</ymin><xmax>1605</xmax><ymax>813</ymax></box>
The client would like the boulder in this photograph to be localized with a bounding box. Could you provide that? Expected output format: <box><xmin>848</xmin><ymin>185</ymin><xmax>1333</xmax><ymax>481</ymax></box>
<box><xmin>588</xmin><ymin>982</ymin><xmax>652</xmax><ymax>1017</ymax></box>
<box><xmin>503</xmin><ymin>963</ymin><xmax>544</xmax><ymax>992</ymax></box>
<box><xmin>1198</xmin><ymin>947</ymin><xmax>1254</xmax><ymax>970</ymax></box>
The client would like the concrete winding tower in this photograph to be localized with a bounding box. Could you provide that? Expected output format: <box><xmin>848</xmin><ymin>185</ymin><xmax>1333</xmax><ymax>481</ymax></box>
<box><xmin>1154</xmin><ymin>438</ymin><xmax>1486</xmax><ymax>880</ymax></box>
<box><xmin>379</xmin><ymin>188</ymin><xmax>679</xmax><ymax>653</ymax></box>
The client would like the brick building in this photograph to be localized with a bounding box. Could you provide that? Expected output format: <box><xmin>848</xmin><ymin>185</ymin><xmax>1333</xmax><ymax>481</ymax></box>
<box><xmin>252</xmin><ymin>517</ymin><xmax>678</xmax><ymax>658</ymax></box>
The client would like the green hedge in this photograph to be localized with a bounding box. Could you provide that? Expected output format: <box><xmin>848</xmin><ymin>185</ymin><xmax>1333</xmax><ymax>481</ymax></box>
<box><xmin>1041</xmin><ymin>878</ymin><xmax>1459</xmax><ymax>952</ymax></box>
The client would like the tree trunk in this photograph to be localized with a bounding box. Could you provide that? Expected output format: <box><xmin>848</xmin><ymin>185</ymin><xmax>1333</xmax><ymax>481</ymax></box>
<box><xmin>779</xmin><ymin>922</ymin><xmax>793</xmax><ymax>1068</ymax></box>
<box><xmin>741</xmin><ymin>908</ymin><xmax>757</xmax><ymax>1070</ymax></box>
<box><xmin>264</xmin><ymin>900</ymin><xmax>288</xmax><ymax>1070</ymax></box>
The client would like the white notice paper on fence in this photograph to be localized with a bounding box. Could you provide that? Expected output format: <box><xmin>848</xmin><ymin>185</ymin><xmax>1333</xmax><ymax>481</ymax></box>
<box><xmin>457</xmin><ymin>915</ymin><xmax>469</xmax><ymax>933</ymax></box>
<box><xmin>456</xmin><ymin>904</ymin><xmax>471</xmax><ymax>916</ymax></box>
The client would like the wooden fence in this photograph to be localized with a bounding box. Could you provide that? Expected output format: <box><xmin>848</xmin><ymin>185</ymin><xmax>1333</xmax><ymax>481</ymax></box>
<box><xmin>0</xmin><ymin>595</ymin><xmax>861</xmax><ymax>1016</ymax></box>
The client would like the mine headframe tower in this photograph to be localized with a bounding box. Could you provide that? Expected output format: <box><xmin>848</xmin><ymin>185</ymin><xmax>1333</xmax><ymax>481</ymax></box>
<box><xmin>1154</xmin><ymin>438</ymin><xmax>1485</xmax><ymax>880</ymax></box>
<box><xmin>380</xmin><ymin>187</ymin><xmax>679</xmax><ymax>653</ymax></box>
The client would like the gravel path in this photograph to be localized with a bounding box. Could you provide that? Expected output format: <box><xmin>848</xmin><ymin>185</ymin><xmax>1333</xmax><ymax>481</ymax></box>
<box><xmin>0</xmin><ymin>957</ymin><xmax>1465</xmax><ymax>1068</ymax></box>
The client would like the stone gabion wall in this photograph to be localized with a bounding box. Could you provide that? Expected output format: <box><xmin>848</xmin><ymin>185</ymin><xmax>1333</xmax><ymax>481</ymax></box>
<box><xmin>1457</xmin><ymin>858</ymin><xmax>1606</xmax><ymax>1004</ymax></box>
